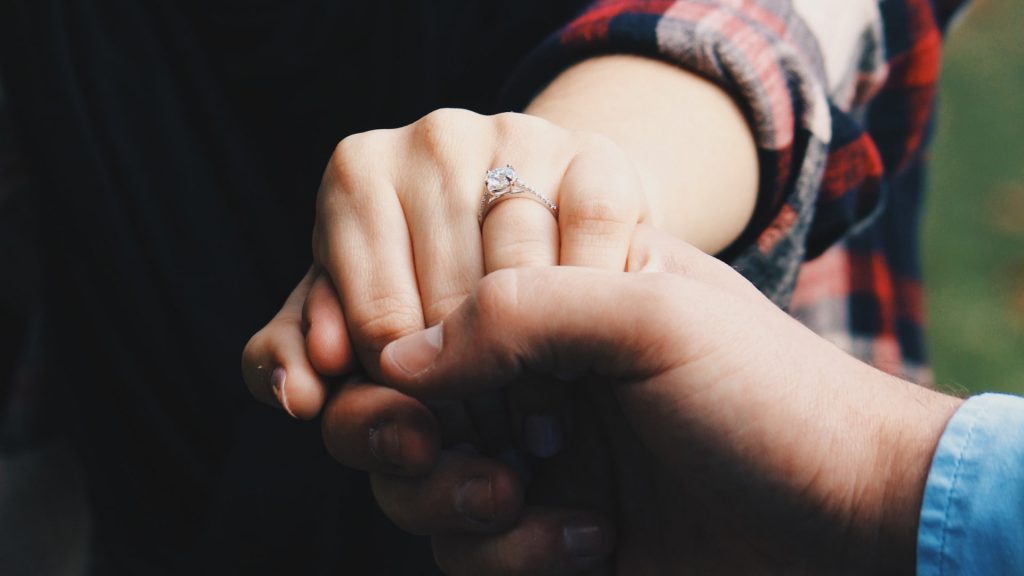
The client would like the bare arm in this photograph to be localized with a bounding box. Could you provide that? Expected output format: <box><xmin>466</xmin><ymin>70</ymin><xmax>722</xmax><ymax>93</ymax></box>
<box><xmin>527</xmin><ymin>54</ymin><xmax>759</xmax><ymax>254</ymax></box>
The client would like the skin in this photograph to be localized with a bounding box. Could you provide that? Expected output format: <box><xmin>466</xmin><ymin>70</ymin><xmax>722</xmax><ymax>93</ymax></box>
<box><xmin>242</xmin><ymin>54</ymin><xmax>759</xmax><ymax>417</ymax></box>
<box><xmin>240</xmin><ymin>56</ymin><xmax>763</xmax><ymax>571</ymax></box>
<box><xmin>375</xmin><ymin>228</ymin><xmax>962</xmax><ymax>575</ymax></box>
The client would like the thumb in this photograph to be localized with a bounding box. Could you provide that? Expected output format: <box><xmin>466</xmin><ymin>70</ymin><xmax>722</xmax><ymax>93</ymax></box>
<box><xmin>379</xmin><ymin>266</ymin><xmax>690</xmax><ymax>401</ymax></box>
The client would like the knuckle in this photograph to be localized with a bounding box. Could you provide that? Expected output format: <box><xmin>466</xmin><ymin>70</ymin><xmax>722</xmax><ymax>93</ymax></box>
<box><xmin>491</xmin><ymin>111</ymin><xmax>525</xmax><ymax>134</ymax></box>
<box><xmin>414</xmin><ymin>108</ymin><xmax>478</xmax><ymax>154</ymax></box>
<box><xmin>574</xmin><ymin>129</ymin><xmax>622</xmax><ymax>158</ymax></box>
<box><xmin>571</xmin><ymin>131</ymin><xmax>640</xmax><ymax>187</ymax></box>
<box><xmin>487</xmin><ymin>237</ymin><xmax>555</xmax><ymax>269</ymax></box>
<box><xmin>422</xmin><ymin>291</ymin><xmax>470</xmax><ymax>325</ymax></box>
<box><xmin>328</xmin><ymin>133</ymin><xmax>365</xmax><ymax>180</ymax></box>
<box><xmin>564</xmin><ymin>197</ymin><xmax>634</xmax><ymax>239</ymax></box>
<box><xmin>492</xmin><ymin>112</ymin><xmax>568</xmax><ymax>150</ymax></box>
<box><xmin>332</xmin><ymin>129</ymin><xmax>388</xmax><ymax>162</ymax></box>
<box><xmin>350</xmin><ymin>294</ymin><xmax>424</xmax><ymax>349</ymax></box>
<box><xmin>421</xmin><ymin>107</ymin><xmax>472</xmax><ymax>126</ymax></box>
<box><xmin>319</xmin><ymin>144</ymin><xmax>360</xmax><ymax>213</ymax></box>
<box><xmin>326</xmin><ymin>130</ymin><xmax>390</xmax><ymax>191</ymax></box>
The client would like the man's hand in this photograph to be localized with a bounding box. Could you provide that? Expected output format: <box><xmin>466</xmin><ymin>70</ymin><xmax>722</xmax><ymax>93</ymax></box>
<box><xmin>371</xmin><ymin>229</ymin><xmax>961</xmax><ymax>575</ymax></box>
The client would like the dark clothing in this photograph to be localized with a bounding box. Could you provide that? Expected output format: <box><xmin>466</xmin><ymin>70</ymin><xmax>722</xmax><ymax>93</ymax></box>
<box><xmin>0</xmin><ymin>2</ymin><xmax>586</xmax><ymax>573</ymax></box>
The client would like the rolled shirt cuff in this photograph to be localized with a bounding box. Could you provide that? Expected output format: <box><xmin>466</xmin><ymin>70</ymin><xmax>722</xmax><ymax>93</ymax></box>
<box><xmin>918</xmin><ymin>393</ymin><xmax>1024</xmax><ymax>575</ymax></box>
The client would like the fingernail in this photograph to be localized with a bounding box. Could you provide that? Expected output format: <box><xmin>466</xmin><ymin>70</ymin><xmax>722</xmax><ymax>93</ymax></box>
<box><xmin>564</xmin><ymin>521</ymin><xmax>606</xmax><ymax>559</ymax></box>
<box><xmin>386</xmin><ymin>323</ymin><xmax>443</xmax><ymax>377</ymax></box>
<box><xmin>368</xmin><ymin>421</ymin><xmax>403</xmax><ymax>468</ymax></box>
<box><xmin>270</xmin><ymin>367</ymin><xmax>297</xmax><ymax>418</ymax></box>
<box><xmin>455</xmin><ymin>477</ymin><xmax>494</xmax><ymax>525</ymax></box>
<box><xmin>524</xmin><ymin>414</ymin><xmax>563</xmax><ymax>458</ymax></box>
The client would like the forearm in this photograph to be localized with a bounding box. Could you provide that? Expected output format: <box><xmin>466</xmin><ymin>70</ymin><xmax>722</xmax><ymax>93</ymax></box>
<box><xmin>525</xmin><ymin>54</ymin><xmax>758</xmax><ymax>254</ymax></box>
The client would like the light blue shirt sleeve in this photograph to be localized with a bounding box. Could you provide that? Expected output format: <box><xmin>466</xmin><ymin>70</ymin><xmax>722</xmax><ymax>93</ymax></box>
<box><xmin>918</xmin><ymin>393</ymin><xmax>1024</xmax><ymax>575</ymax></box>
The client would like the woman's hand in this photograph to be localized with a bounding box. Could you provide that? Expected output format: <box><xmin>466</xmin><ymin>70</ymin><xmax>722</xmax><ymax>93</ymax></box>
<box><xmin>316</xmin><ymin>108</ymin><xmax>648</xmax><ymax>375</ymax></box>
<box><xmin>244</xmin><ymin>108</ymin><xmax>648</xmax><ymax>418</ymax></box>
<box><xmin>241</xmin><ymin>110</ymin><xmax>650</xmax><ymax>571</ymax></box>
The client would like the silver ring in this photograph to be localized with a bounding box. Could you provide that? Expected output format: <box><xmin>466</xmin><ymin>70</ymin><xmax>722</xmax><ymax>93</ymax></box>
<box><xmin>479</xmin><ymin>165</ymin><xmax>558</xmax><ymax>226</ymax></box>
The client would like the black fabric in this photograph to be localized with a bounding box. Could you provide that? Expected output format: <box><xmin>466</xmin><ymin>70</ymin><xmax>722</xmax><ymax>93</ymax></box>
<box><xmin>0</xmin><ymin>78</ymin><xmax>35</xmax><ymax>427</ymax></box>
<box><xmin>0</xmin><ymin>1</ymin><xmax>588</xmax><ymax>573</ymax></box>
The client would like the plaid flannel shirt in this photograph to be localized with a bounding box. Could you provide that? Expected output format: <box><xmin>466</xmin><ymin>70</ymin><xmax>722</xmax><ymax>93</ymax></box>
<box><xmin>507</xmin><ymin>0</ymin><xmax>969</xmax><ymax>384</ymax></box>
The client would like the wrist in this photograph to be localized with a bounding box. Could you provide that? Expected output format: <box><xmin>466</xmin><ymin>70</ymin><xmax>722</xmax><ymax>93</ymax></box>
<box><xmin>847</xmin><ymin>375</ymin><xmax>962</xmax><ymax>574</ymax></box>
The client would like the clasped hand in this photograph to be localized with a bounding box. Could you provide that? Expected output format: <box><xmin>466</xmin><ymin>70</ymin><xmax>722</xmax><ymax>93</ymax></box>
<box><xmin>245</xmin><ymin>107</ymin><xmax>646</xmax><ymax>415</ymax></box>
<box><xmin>244</xmin><ymin>108</ymin><xmax>650</xmax><ymax>572</ymax></box>
<box><xmin>242</xmin><ymin>108</ymin><xmax>949</xmax><ymax>575</ymax></box>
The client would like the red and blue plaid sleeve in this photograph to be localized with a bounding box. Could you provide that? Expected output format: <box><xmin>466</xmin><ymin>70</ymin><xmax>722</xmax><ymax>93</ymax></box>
<box><xmin>502</xmin><ymin>0</ymin><xmax>845</xmax><ymax>306</ymax></box>
<box><xmin>506</xmin><ymin>0</ymin><xmax>969</xmax><ymax>382</ymax></box>
<box><xmin>792</xmin><ymin>0</ymin><xmax>969</xmax><ymax>383</ymax></box>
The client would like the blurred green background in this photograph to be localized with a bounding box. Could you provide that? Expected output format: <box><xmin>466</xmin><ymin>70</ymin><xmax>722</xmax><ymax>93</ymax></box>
<box><xmin>924</xmin><ymin>0</ymin><xmax>1024</xmax><ymax>395</ymax></box>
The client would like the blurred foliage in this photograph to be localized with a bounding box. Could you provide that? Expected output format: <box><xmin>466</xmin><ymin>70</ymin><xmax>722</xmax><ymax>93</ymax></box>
<box><xmin>924</xmin><ymin>0</ymin><xmax>1024</xmax><ymax>394</ymax></box>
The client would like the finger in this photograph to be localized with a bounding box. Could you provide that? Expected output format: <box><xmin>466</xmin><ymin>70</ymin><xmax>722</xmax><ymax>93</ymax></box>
<box><xmin>511</xmin><ymin>389</ymin><xmax>615</xmax><ymax>576</ymax></box>
<box><xmin>370</xmin><ymin>450</ymin><xmax>524</xmax><ymax>536</ymax></box>
<box><xmin>558</xmin><ymin>136</ymin><xmax>646</xmax><ymax>270</ymax></box>
<box><xmin>241</xmin><ymin>267</ymin><xmax>329</xmax><ymax>420</ymax></box>
<box><xmin>303</xmin><ymin>272</ymin><xmax>356</xmax><ymax>376</ymax></box>
<box><xmin>477</xmin><ymin>118</ymin><xmax>580</xmax><ymax>448</ymax></box>
<box><xmin>396</xmin><ymin>109</ymin><xmax>491</xmax><ymax>325</ymax></box>
<box><xmin>431</xmin><ymin>507</ymin><xmax>614</xmax><ymax>576</ymax></box>
<box><xmin>481</xmin><ymin>184</ymin><xmax>560</xmax><ymax>272</ymax></box>
<box><xmin>400</xmin><ymin>111</ymin><xmax>551</xmax><ymax>455</ymax></box>
<box><xmin>321</xmin><ymin>379</ymin><xmax>440</xmax><ymax>476</ymax></box>
<box><xmin>480</xmin><ymin>114</ymin><xmax>577</xmax><ymax>273</ymax></box>
<box><xmin>315</xmin><ymin>131</ymin><xmax>425</xmax><ymax>379</ymax></box>
<box><xmin>379</xmin><ymin>267</ymin><xmax>687</xmax><ymax>400</ymax></box>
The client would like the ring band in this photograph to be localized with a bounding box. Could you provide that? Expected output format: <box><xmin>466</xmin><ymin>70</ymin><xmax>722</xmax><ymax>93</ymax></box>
<box><xmin>479</xmin><ymin>165</ymin><xmax>558</xmax><ymax>226</ymax></box>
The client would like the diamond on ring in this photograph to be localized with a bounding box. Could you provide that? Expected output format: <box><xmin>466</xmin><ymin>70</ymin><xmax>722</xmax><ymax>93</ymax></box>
<box><xmin>479</xmin><ymin>165</ymin><xmax>558</xmax><ymax>225</ymax></box>
<box><xmin>486</xmin><ymin>165</ymin><xmax>518</xmax><ymax>193</ymax></box>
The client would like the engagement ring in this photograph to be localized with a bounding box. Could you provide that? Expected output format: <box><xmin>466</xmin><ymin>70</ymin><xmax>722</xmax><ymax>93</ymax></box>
<box><xmin>479</xmin><ymin>165</ymin><xmax>558</xmax><ymax>226</ymax></box>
